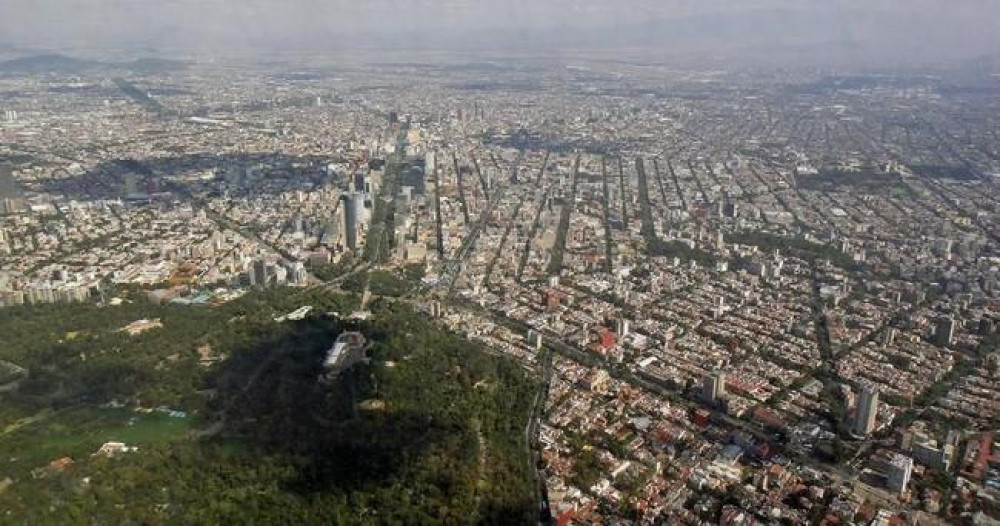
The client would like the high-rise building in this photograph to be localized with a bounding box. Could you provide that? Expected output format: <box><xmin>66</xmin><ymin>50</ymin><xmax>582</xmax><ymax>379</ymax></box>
<box><xmin>886</xmin><ymin>453</ymin><xmax>914</xmax><ymax>496</ymax></box>
<box><xmin>884</xmin><ymin>327</ymin><xmax>897</xmax><ymax>346</ymax></box>
<box><xmin>526</xmin><ymin>329</ymin><xmax>543</xmax><ymax>350</ymax></box>
<box><xmin>854</xmin><ymin>386</ymin><xmax>879</xmax><ymax>436</ymax></box>
<box><xmin>123</xmin><ymin>173</ymin><xmax>139</xmax><ymax>197</ymax></box>
<box><xmin>401</xmin><ymin>166</ymin><xmax>427</xmax><ymax>196</ymax></box>
<box><xmin>252</xmin><ymin>260</ymin><xmax>270</xmax><ymax>288</ymax></box>
<box><xmin>935</xmin><ymin>239</ymin><xmax>953</xmax><ymax>260</ymax></box>
<box><xmin>935</xmin><ymin>316</ymin><xmax>955</xmax><ymax>347</ymax></box>
<box><xmin>979</xmin><ymin>317</ymin><xmax>996</xmax><ymax>336</ymax></box>
<box><xmin>615</xmin><ymin>318</ymin><xmax>630</xmax><ymax>338</ymax></box>
<box><xmin>425</xmin><ymin>151</ymin><xmax>436</xmax><ymax>176</ymax></box>
<box><xmin>287</xmin><ymin>261</ymin><xmax>307</xmax><ymax>285</ymax></box>
<box><xmin>273</xmin><ymin>265</ymin><xmax>288</xmax><ymax>285</ymax></box>
<box><xmin>342</xmin><ymin>193</ymin><xmax>359</xmax><ymax>251</ymax></box>
<box><xmin>723</xmin><ymin>201</ymin><xmax>739</xmax><ymax>219</ymax></box>
<box><xmin>703</xmin><ymin>371</ymin><xmax>726</xmax><ymax>403</ymax></box>
<box><xmin>1</xmin><ymin>196</ymin><xmax>25</xmax><ymax>215</ymax></box>
<box><xmin>912</xmin><ymin>438</ymin><xmax>955</xmax><ymax>472</ymax></box>
<box><xmin>320</xmin><ymin>216</ymin><xmax>340</xmax><ymax>247</ymax></box>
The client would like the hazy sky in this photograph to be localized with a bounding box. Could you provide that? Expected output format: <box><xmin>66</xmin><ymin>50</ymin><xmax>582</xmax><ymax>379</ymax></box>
<box><xmin>2</xmin><ymin>0</ymin><xmax>998</xmax><ymax>64</ymax></box>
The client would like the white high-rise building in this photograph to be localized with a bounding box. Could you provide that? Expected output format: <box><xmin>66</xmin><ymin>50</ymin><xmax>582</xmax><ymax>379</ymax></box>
<box><xmin>425</xmin><ymin>151</ymin><xmax>436</xmax><ymax>176</ymax></box>
<box><xmin>616</xmin><ymin>318</ymin><xmax>630</xmax><ymax>338</ymax></box>
<box><xmin>887</xmin><ymin>453</ymin><xmax>913</xmax><ymax>496</ymax></box>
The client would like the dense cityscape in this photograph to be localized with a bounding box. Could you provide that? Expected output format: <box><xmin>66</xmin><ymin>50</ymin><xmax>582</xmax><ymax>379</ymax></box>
<box><xmin>1</xmin><ymin>40</ymin><xmax>999</xmax><ymax>525</ymax></box>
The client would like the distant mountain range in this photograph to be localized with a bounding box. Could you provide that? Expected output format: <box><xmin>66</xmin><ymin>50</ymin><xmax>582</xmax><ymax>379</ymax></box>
<box><xmin>352</xmin><ymin>7</ymin><xmax>999</xmax><ymax>68</ymax></box>
<box><xmin>0</xmin><ymin>54</ymin><xmax>188</xmax><ymax>75</ymax></box>
<box><xmin>1</xmin><ymin>7</ymin><xmax>997</xmax><ymax>71</ymax></box>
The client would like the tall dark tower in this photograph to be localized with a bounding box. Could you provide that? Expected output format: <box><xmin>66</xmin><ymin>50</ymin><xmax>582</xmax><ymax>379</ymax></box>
<box><xmin>342</xmin><ymin>193</ymin><xmax>359</xmax><ymax>251</ymax></box>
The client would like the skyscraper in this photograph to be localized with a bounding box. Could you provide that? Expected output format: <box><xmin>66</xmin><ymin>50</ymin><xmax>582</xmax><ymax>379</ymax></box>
<box><xmin>723</xmin><ymin>201</ymin><xmax>739</xmax><ymax>219</ymax></box>
<box><xmin>288</xmin><ymin>261</ymin><xmax>308</xmax><ymax>285</ymax></box>
<box><xmin>425</xmin><ymin>151</ymin><xmax>436</xmax><ymax>176</ymax></box>
<box><xmin>342</xmin><ymin>193</ymin><xmax>359</xmax><ymax>251</ymax></box>
<box><xmin>854</xmin><ymin>386</ymin><xmax>879</xmax><ymax>436</ymax></box>
<box><xmin>703</xmin><ymin>371</ymin><xmax>726</xmax><ymax>404</ymax></box>
<box><xmin>886</xmin><ymin>453</ymin><xmax>914</xmax><ymax>496</ymax></box>
<box><xmin>935</xmin><ymin>316</ymin><xmax>955</xmax><ymax>348</ymax></box>
<box><xmin>252</xmin><ymin>260</ymin><xmax>270</xmax><ymax>288</ymax></box>
<box><xmin>615</xmin><ymin>318</ymin><xmax>631</xmax><ymax>338</ymax></box>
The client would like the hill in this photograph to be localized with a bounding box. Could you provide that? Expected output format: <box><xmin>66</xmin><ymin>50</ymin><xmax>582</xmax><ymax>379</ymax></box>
<box><xmin>0</xmin><ymin>53</ymin><xmax>98</xmax><ymax>74</ymax></box>
<box><xmin>0</xmin><ymin>54</ymin><xmax>188</xmax><ymax>76</ymax></box>
<box><xmin>0</xmin><ymin>288</ymin><xmax>537</xmax><ymax>523</ymax></box>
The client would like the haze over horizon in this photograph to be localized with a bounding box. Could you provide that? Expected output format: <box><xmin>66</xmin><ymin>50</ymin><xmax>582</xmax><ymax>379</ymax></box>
<box><xmin>2</xmin><ymin>0</ymin><xmax>999</xmax><ymax>67</ymax></box>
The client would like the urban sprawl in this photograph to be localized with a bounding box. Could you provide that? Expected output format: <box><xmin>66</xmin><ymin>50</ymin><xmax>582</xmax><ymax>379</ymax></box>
<box><xmin>1</xmin><ymin>57</ymin><xmax>998</xmax><ymax>525</ymax></box>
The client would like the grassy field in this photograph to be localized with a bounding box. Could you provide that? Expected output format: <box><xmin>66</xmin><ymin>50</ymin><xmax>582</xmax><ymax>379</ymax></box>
<box><xmin>0</xmin><ymin>406</ymin><xmax>192</xmax><ymax>477</ymax></box>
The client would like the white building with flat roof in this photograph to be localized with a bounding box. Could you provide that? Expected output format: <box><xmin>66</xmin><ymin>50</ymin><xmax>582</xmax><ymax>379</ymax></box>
<box><xmin>321</xmin><ymin>331</ymin><xmax>368</xmax><ymax>381</ymax></box>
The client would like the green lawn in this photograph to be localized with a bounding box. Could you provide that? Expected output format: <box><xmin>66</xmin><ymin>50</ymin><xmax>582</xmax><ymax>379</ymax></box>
<box><xmin>0</xmin><ymin>406</ymin><xmax>192</xmax><ymax>477</ymax></box>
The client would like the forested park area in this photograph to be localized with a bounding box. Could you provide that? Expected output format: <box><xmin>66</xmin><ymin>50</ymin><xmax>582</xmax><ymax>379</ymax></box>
<box><xmin>0</xmin><ymin>288</ymin><xmax>538</xmax><ymax>523</ymax></box>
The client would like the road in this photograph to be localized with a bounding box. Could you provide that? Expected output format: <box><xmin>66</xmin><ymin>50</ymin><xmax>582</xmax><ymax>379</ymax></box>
<box><xmin>430</xmin><ymin>172</ymin><xmax>513</xmax><ymax>298</ymax></box>
<box><xmin>527</xmin><ymin>347</ymin><xmax>555</xmax><ymax>524</ymax></box>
